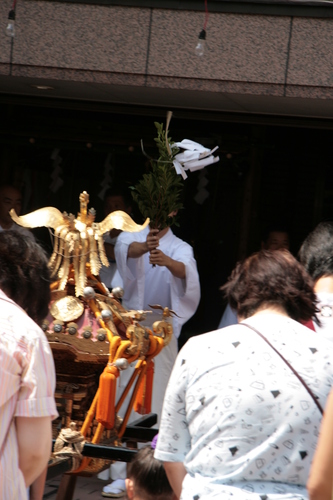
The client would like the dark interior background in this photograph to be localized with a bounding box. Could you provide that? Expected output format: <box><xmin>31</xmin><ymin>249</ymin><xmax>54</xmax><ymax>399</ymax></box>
<box><xmin>1</xmin><ymin>98</ymin><xmax>332</xmax><ymax>346</ymax></box>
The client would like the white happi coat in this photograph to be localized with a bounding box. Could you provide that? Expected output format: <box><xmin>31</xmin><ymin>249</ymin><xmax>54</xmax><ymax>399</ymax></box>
<box><xmin>115</xmin><ymin>225</ymin><xmax>200</xmax><ymax>425</ymax></box>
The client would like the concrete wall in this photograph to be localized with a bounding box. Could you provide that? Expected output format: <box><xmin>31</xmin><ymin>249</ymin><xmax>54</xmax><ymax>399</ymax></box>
<box><xmin>0</xmin><ymin>1</ymin><xmax>333</xmax><ymax>101</ymax></box>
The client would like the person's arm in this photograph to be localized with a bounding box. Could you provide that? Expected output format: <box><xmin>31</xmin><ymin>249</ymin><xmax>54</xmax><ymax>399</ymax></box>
<box><xmin>104</xmin><ymin>229</ymin><xmax>124</xmax><ymax>261</ymax></box>
<box><xmin>29</xmin><ymin>467</ymin><xmax>48</xmax><ymax>500</ymax></box>
<box><xmin>163</xmin><ymin>461</ymin><xmax>187</xmax><ymax>500</ymax></box>
<box><xmin>127</xmin><ymin>228</ymin><xmax>158</xmax><ymax>259</ymax></box>
<box><xmin>145</xmin><ymin>228</ymin><xmax>186</xmax><ymax>278</ymax></box>
<box><xmin>307</xmin><ymin>389</ymin><xmax>333</xmax><ymax>500</ymax></box>
<box><xmin>104</xmin><ymin>242</ymin><xmax>116</xmax><ymax>261</ymax></box>
<box><xmin>16</xmin><ymin>416</ymin><xmax>52</xmax><ymax>487</ymax></box>
<box><xmin>149</xmin><ymin>250</ymin><xmax>186</xmax><ymax>279</ymax></box>
<box><xmin>127</xmin><ymin>240</ymin><xmax>149</xmax><ymax>258</ymax></box>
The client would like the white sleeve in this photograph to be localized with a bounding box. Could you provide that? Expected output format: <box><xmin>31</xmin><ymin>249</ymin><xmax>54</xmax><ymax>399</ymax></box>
<box><xmin>114</xmin><ymin>231</ymin><xmax>145</xmax><ymax>310</ymax></box>
<box><xmin>170</xmin><ymin>244</ymin><xmax>200</xmax><ymax>337</ymax></box>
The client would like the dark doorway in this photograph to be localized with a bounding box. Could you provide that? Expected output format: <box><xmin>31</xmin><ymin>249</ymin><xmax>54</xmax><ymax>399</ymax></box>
<box><xmin>1</xmin><ymin>99</ymin><xmax>332</xmax><ymax>344</ymax></box>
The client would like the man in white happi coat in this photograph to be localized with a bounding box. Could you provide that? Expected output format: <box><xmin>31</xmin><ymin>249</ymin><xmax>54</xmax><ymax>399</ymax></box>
<box><xmin>115</xmin><ymin>223</ymin><xmax>201</xmax><ymax>423</ymax></box>
<box><xmin>102</xmin><ymin>227</ymin><xmax>200</xmax><ymax>498</ymax></box>
<box><xmin>99</xmin><ymin>187</ymin><xmax>132</xmax><ymax>291</ymax></box>
<box><xmin>101</xmin><ymin>223</ymin><xmax>200</xmax><ymax>497</ymax></box>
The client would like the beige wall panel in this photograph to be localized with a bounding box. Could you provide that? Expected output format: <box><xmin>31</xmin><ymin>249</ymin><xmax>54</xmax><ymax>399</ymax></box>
<box><xmin>148</xmin><ymin>10</ymin><xmax>291</xmax><ymax>84</ymax></box>
<box><xmin>0</xmin><ymin>1</ymin><xmax>13</xmax><ymax>65</ymax></box>
<box><xmin>12</xmin><ymin>1</ymin><xmax>150</xmax><ymax>73</ymax></box>
<box><xmin>287</xmin><ymin>17</ymin><xmax>333</xmax><ymax>88</ymax></box>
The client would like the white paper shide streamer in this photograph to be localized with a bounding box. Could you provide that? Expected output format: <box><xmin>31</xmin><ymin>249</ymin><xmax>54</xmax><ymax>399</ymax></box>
<box><xmin>172</xmin><ymin>139</ymin><xmax>220</xmax><ymax>180</ymax></box>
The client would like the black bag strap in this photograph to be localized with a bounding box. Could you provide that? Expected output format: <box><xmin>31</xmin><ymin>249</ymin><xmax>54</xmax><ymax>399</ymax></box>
<box><xmin>241</xmin><ymin>322</ymin><xmax>323</xmax><ymax>415</ymax></box>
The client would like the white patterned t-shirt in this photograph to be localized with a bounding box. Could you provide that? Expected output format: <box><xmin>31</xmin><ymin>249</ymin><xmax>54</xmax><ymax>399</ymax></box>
<box><xmin>155</xmin><ymin>313</ymin><xmax>333</xmax><ymax>499</ymax></box>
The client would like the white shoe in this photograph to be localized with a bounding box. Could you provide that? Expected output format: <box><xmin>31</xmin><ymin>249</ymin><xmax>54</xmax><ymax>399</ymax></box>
<box><xmin>102</xmin><ymin>478</ymin><xmax>126</xmax><ymax>498</ymax></box>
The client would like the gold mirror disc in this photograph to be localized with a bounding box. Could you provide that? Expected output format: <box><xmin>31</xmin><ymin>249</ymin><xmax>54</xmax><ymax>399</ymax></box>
<box><xmin>50</xmin><ymin>296</ymin><xmax>84</xmax><ymax>322</ymax></box>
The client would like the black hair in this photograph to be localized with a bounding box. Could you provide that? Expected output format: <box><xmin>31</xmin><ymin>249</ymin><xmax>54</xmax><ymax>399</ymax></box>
<box><xmin>0</xmin><ymin>184</ymin><xmax>22</xmax><ymax>195</ymax></box>
<box><xmin>222</xmin><ymin>249</ymin><xmax>317</xmax><ymax>323</ymax></box>
<box><xmin>103</xmin><ymin>185</ymin><xmax>132</xmax><ymax>208</ymax></box>
<box><xmin>261</xmin><ymin>222</ymin><xmax>290</xmax><ymax>244</ymax></box>
<box><xmin>127</xmin><ymin>446</ymin><xmax>173</xmax><ymax>500</ymax></box>
<box><xmin>299</xmin><ymin>221</ymin><xmax>333</xmax><ymax>282</ymax></box>
<box><xmin>0</xmin><ymin>231</ymin><xmax>51</xmax><ymax>324</ymax></box>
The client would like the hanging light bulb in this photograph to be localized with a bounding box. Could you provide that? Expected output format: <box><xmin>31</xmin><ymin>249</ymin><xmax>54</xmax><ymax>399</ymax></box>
<box><xmin>195</xmin><ymin>29</ymin><xmax>206</xmax><ymax>57</ymax></box>
<box><xmin>5</xmin><ymin>9</ymin><xmax>15</xmax><ymax>38</ymax></box>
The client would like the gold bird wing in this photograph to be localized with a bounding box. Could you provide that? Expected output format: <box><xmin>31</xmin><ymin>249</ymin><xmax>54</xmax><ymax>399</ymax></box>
<box><xmin>10</xmin><ymin>207</ymin><xmax>65</xmax><ymax>229</ymax></box>
<box><xmin>97</xmin><ymin>211</ymin><xmax>149</xmax><ymax>236</ymax></box>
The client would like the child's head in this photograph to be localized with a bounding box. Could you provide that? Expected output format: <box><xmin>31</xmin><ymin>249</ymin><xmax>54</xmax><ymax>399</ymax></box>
<box><xmin>125</xmin><ymin>446</ymin><xmax>174</xmax><ymax>500</ymax></box>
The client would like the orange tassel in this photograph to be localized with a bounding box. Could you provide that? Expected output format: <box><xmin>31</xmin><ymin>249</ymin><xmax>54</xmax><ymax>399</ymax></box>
<box><xmin>133</xmin><ymin>360</ymin><xmax>154</xmax><ymax>415</ymax></box>
<box><xmin>96</xmin><ymin>365</ymin><xmax>119</xmax><ymax>429</ymax></box>
<box><xmin>133</xmin><ymin>370</ymin><xmax>145</xmax><ymax>414</ymax></box>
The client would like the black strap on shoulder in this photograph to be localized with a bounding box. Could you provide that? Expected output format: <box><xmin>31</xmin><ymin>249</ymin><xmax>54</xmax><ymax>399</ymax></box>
<box><xmin>241</xmin><ymin>322</ymin><xmax>323</xmax><ymax>415</ymax></box>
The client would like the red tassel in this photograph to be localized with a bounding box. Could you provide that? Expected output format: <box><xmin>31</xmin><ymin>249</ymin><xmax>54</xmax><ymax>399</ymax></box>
<box><xmin>143</xmin><ymin>360</ymin><xmax>154</xmax><ymax>414</ymax></box>
<box><xmin>96</xmin><ymin>365</ymin><xmax>119</xmax><ymax>429</ymax></box>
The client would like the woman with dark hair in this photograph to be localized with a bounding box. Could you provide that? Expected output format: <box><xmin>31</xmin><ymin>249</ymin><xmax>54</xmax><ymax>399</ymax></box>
<box><xmin>299</xmin><ymin>221</ymin><xmax>333</xmax><ymax>340</ymax></box>
<box><xmin>0</xmin><ymin>231</ymin><xmax>57</xmax><ymax>500</ymax></box>
<box><xmin>155</xmin><ymin>250</ymin><xmax>333</xmax><ymax>500</ymax></box>
<box><xmin>0</xmin><ymin>230</ymin><xmax>51</xmax><ymax>324</ymax></box>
